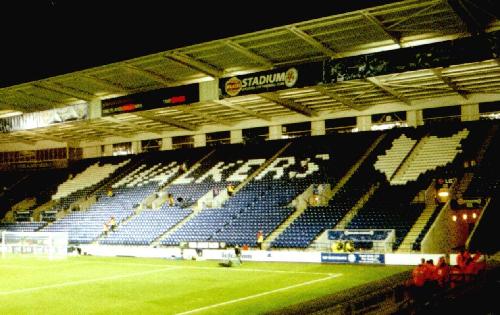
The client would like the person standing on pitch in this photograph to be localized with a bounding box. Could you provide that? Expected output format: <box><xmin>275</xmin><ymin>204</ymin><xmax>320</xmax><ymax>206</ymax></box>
<box><xmin>234</xmin><ymin>245</ymin><xmax>242</xmax><ymax>264</ymax></box>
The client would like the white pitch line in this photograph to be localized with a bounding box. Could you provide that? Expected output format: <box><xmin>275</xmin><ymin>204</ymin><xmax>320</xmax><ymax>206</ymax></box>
<box><xmin>0</xmin><ymin>266</ymin><xmax>180</xmax><ymax>296</ymax></box>
<box><xmin>184</xmin><ymin>265</ymin><xmax>334</xmax><ymax>276</ymax></box>
<box><xmin>104</xmin><ymin>261</ymin><xmax>334</xmax><ymax>276</ymax></box>
<box><xmin>176</xmin><ymin>273</ymin><xmax>342</xmax><ymax>315</ymax></box>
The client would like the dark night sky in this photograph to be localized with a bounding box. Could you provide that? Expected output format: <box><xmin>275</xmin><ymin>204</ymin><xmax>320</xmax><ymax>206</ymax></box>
<box><xmin>0</xmin><ymin>0</ymin><xmax>398</xmax><ymax>88</ymax></box>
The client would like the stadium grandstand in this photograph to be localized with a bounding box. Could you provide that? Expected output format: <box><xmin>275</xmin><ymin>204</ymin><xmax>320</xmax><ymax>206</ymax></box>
<box><xmin>0</xmin><ymin>0</ymin><xmax>499</xmax><ymax>314</ymax></box>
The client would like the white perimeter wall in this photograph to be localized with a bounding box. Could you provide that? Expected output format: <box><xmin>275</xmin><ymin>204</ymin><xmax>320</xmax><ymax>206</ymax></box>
<box><xmin>80</xmin><ymin>245</ymin><xmax>457</xmax><ymax>266</ymax></box>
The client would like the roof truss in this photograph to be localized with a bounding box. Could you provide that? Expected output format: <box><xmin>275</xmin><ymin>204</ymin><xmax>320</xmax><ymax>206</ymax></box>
<box><xmin>174</xmin><ymin>106</ymin><xmax>233</xmax><ymax>126</ymax></box>
<box><xmin>365</xmin><ymin>77</ymin><xmax>412</xmax><ymax>105</ymax></box>
<box><xmin>213</xmin><ymin>99</ymin><xmax>272</xmax><ymax>121</ymax></box>
<box><xmin>260</xmin><ymin>93</ymin><xmax>318</xmax><ymax>117</ymax></box>
<box><xmin>133</xmin><ymin>112</ymin><xmax>199</xmax><ymax>131</ymax></box>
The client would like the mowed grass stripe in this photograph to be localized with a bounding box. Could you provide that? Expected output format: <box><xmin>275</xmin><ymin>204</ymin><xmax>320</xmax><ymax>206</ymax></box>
<box><xmin>0</xmin><ymin>256</ymin><xmax>411</xmax><ymax>314</ymax></box>
<box><xmin>0</xmin><ymin>260</ymin><xmax>96</xmax><ymax>270</ymax></box>
<box><xmin>0</xmin><ymin>256</ymin><xmax>171</xmax><ymax>291</ymax></box>
<box><xmin>0</xmin><ymin>259</ymin><xmax>329</xmax><ymax>315</ymax></box>
<box><xmin>176</xmin><ymin>274</ymin><xmax>342</xmax><ymax>315</ymax></box>
<box><xmin>0</xmin><ymin>266</ymin><xmax>180</xmax><ymax>295</ymax></box>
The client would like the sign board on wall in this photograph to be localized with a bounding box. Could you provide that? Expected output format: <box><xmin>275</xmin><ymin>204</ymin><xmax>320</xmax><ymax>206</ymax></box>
<box><xmin>321</xmin><ymin>253</ymin><xmax>385</xmax><ymax>264</ymax></box>
<box><xmin>79</xmin><ymin>246</ymin><xmax>448</xmax><ymax>266</ymax></box>
<box><xmin>219</xmin><ymin>62</ymin><xmax>324</xmax><ymax>98</ymax></box>
<box><xmin>219</xmin><ymin>30</ymin><xmax>500</xmax><ymax>99</ymax></box>
<box><xmin>101</xmin><ymin>84</ymin><xmax>199</xmax><ymax>116</ymax></box>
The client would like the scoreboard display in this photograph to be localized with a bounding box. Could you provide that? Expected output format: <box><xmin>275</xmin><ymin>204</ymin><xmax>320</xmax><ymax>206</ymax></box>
<box><xmin>101</xmin><ymin>84</ymin><xmax>199</xmax><ymax>116</ymax></box>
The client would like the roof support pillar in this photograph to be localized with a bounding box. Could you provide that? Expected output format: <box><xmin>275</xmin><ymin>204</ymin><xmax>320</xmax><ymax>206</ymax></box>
<box><xmin>199</xmin><ymin>79</ymin><xmax>219</xmax><ymax>102</ymax></box>
<box><xmin>132</xmin><ymin>141</ymin><xmax>142</xmax><ymax>154</ymax></box>
<box><xmin>88</xmin><ymin>98</ymin><xmax>102</xmax><ymax>119</ymax></box>
<box><xmin>194</xmin><ymin>134</ymin><xmax>206</xmax><ymax>148</ymax></box>
<box><xmin>461</xmin><ymin>103</ymin><xmax>479</xmax><ymax>122</ymax></box>
<box><xmin>407</xmin><ymin>110</ymin><xmax>424</xmax><ymax>127</ymax></box>
<box><xmin>230</xmin><ymin>129</ymin><xmax>243</xmax><ymax>144</ymax></box>
<box><xmin>311</xmin><ymin>120</ymin><xmax>325</xmax><ymax>136</ymax></box>
<box><xmin>102</xmin><ymin>144</ymin><xmax>113</xmax><ymax>157</ymax></box>
<box><xmin>356</xmin><ymin>115</ymin><xmax>372</xmax><ymax>132</ymax></box>
<box><xmin>161</xmin><ymin>137</ymin><xmax>173</xmax><ymax>151</ymax></box>
<box><xmin>269</xmin><ymin>125</ymin><xmax>282</xmax><ymax>140</ymax></box>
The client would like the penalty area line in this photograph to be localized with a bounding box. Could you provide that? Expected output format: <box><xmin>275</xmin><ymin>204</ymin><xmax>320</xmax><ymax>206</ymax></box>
<box><xmin>176</xmin><ymin>273</ymin><xmax>342</xmax><ymax>315</ymax></box>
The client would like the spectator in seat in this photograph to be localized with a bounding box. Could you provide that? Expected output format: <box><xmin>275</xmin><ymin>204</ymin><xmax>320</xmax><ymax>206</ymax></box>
<box><xmin>463</xmin><ymin>256</ymin><xmax>476</xmax><ymax>282</ymax></box>
<box><xmin>331</xmin><ymin>241</ymin><xmax>343</xmax><ymax>253</ymax></box>
<box><xmin>345</xmin><ymin>240</ymin><xmax>355</xmax><ymax>253</ymax></box>
<box><xmin>408</xmin><ymin>258</ymin><xmax>428</xmax><ymax>306</ymax></box>
<box><xmin>102</xmin><ymin>223</ymin><xmax>109</xmax><ymax>236</ymax></box>
<box><xmin>410</xmin><ymin>258</ymin><xmax>427</xmax><ymax>287</ymax></box>
<box><xmin>107</xmin><ymin>216</ymin><xmax>116</xmax><ymax>232</ymax></box>
<box><xmin>462</xmin><ymin>251</ymin><xmax>484</xmax><ymax>281</ymax></box>
<box><xmin>456</xmin><ymin>248</ymin><xmax>471</xmax><ymax>271</ymax></box>
<box><xmin>180</xmin><ymin>162</ymin><xmax>188</xmax><ymax>174</ymax></box>
<box><xmin>227</xmin><ymin>184</ymin><xmax>235</xmax><ymax>197</ymax></box>
<box><xmin>435</xmin><ymin>256</ymin><xmax>450</xmax><ymax>287</ymax></box>
<box><xmin>299</xmin><ymin>160</ymin><xmax>308</xmax><ymax>173</ymax></box>
<box><xmin>449</xmin><ymin>263</ymin><xmax>464</xmax><ymax>288</ymax></box>
<box><xmin>424</xmin><ymin>259</ymin><xmax>438</xmax><ymax>287</ymax></box>
<box><xmin>256</xmin><ymin>230</ymin><xmax>264</xmax><ymax>250</ymax></box>
<box><xmin>168</xmin><ymin>193</ymin><xmax>175</xmax><ymax>206</ymax></box>
<box><xmin>471</xmin><ymin>250</ymin><xmax>486</xmax><ymax>274</ymax></box>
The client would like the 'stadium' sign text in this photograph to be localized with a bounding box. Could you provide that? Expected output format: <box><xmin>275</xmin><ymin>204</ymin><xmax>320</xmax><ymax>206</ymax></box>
<box><xmin>220</xmin><ymin>62</ymin><xmax>323</xmax><ymax>98</ymax></box>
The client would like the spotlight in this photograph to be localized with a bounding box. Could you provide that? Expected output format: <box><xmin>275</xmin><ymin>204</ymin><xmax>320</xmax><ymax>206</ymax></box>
<box><xmin>437</xmin><ymin>188</ymin><xmax>450</xmax><ymax>203</ymax></box>
<box><xmin>462</xmin><ymin>214</ymin><xmax>468</xmax><ymax>221</ymax></box>
<box><xmin>452</xmin><ymin>215</ymin><xmax>457</xmax><ymax>221</ymax></box>
<box><xmin>437</xmin><ymin>190</ymin><xmax>449</xmax><ymax>197</ymax></box>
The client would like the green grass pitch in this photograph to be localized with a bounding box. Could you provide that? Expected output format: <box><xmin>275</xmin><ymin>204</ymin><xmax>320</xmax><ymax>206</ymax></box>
<box><xmin>0</xmin><ymin>255</ymin><xmax>410</xmax><ymax>314</ymax></box>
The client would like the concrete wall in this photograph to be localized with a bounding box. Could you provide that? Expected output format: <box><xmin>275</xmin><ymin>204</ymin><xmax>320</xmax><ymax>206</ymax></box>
<box><xmin>82</xmin><ymin>146</ymin><xmax>101</xmax><ymax>159</ymax></box>
<box><xmin>422</xmin><ymin>202</ymin><xmax>468</xmax><ymax>253</ymax></box>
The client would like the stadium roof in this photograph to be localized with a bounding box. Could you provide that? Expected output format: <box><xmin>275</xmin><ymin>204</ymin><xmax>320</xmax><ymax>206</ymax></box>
<box><xmin>0</xmin><ymin>0</ymin><xmax>499</xmax><ymax>145</ymax></box>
